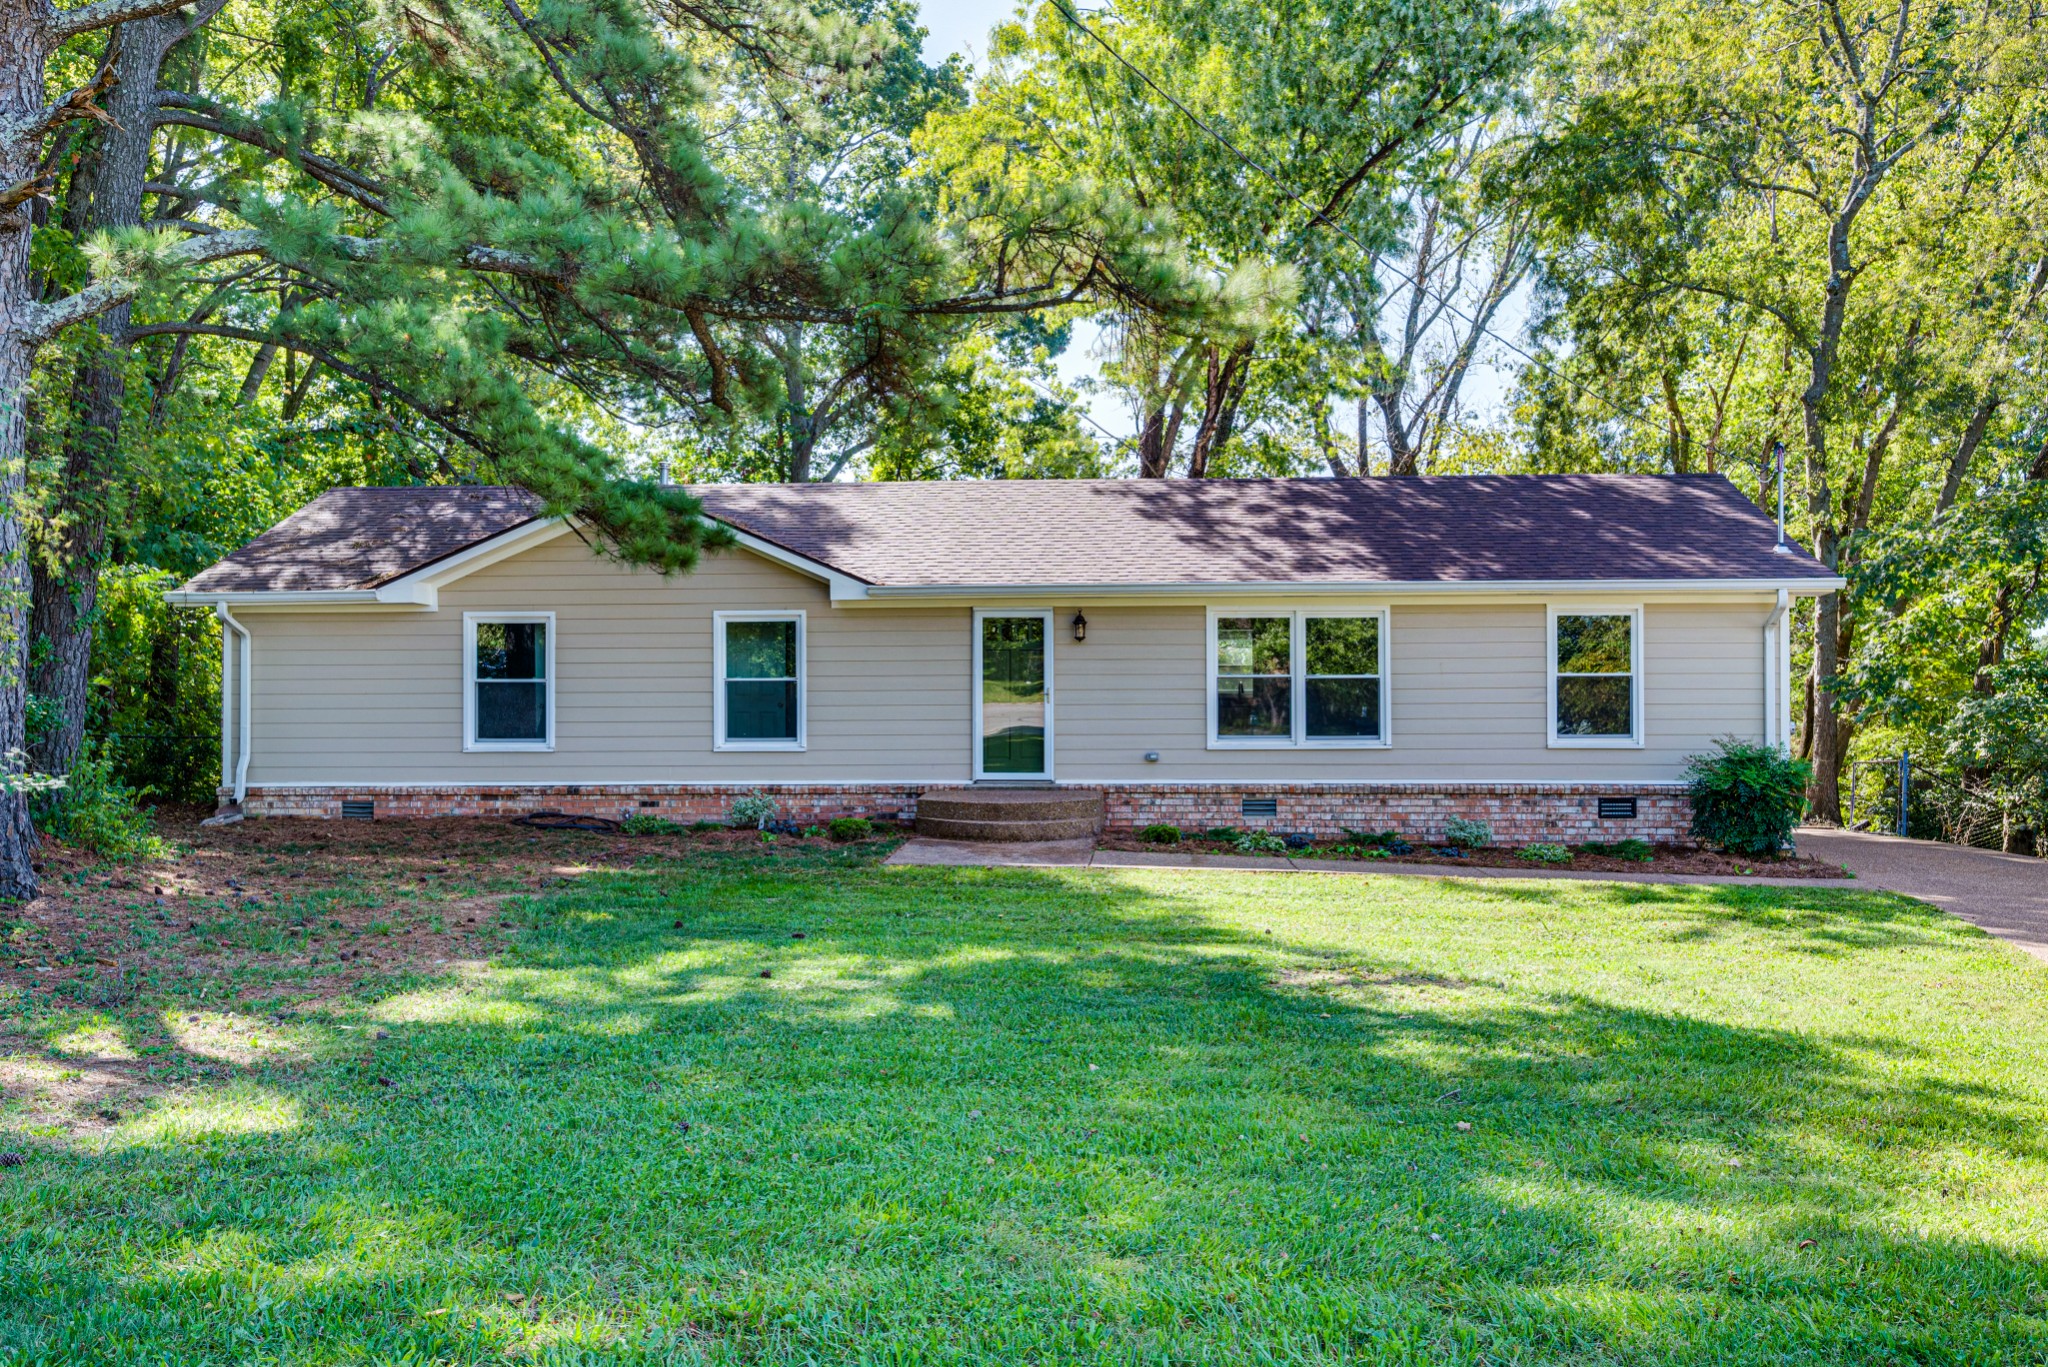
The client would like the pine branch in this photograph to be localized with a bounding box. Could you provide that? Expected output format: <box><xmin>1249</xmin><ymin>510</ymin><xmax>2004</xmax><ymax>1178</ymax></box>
<box><xmin>24</xmin><ymin>228</ymin><xmax>265</xmax><ymax>344</ymax></box>
<box><xmin>0</xmin><ymin>32</ymin><xmax>123</xmax><ymax>151</ymax></box>
<box><xmin>47</xmin><ymin>0</ymin><xmax>198</xmax><ymax>40</ymax></box>
<box><xmin>153</xmin><ymin>94</ymin><xmax>393</xmax><ymax>216</ymax></box>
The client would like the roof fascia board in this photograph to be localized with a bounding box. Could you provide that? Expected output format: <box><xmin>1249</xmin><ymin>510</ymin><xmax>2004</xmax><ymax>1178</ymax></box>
<box><xmin>163</xmin><ymin>589</ymin><xmax>396</xmax><ymax>610</ymax></box>
<box><xmin>718</xmin><ymin>525</ymin><xmax>871</xmax><ymax>601</ymax></box>
<box><xmin>372</xmin><ymin>517</ymin><xmax>574</xmax><ymax>606</ymax></box>
<box><xmin>848</xmin><ymin>576</ymin><xmax>1845</xmax><ymax>605</ymax></box>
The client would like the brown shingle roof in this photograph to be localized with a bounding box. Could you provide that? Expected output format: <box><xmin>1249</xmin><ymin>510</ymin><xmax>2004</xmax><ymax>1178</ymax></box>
<box><xmin>693</xmin><ymin>475</ymin><xmax>1835</xmax><ymax>586</ymax></box>
<box><xmin>180</xmin><ymin>475</ymin><xmax>1835</xmax><ymax>595</ymax></box>
<box><xmin>182</xmin><ymin>485</ymin><xmax>544</xmax><ymax>593</ymax></box>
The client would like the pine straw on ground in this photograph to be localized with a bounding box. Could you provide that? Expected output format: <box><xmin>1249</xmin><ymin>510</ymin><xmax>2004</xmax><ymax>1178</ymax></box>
<box><xmin>2</xmin><ymin>808</ymin><xmax>894</xmax><ymax>1009</ymax></box>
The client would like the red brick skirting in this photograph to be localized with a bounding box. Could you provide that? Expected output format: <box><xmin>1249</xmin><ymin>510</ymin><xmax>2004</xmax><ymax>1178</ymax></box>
<box><xmin>232</xmin><ymin>781</ymin><xmax>1692</xmax><ymax>844</ymax></box>
<box><xmin>1100</xmin><ymin>783</ymin><xmax>1692</xmax><ymax>845</ymax></box>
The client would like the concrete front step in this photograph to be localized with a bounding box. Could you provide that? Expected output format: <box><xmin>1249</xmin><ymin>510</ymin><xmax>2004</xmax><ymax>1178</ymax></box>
<box><xmin>915</xmin><ymin>787</ymin><xmax>1105</xmax><ymax>842</ymax></box>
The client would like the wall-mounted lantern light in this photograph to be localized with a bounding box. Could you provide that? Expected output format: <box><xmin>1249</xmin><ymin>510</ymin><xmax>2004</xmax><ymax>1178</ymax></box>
<box><xmin>1071</xmin><ymin>610</ymin><xmax>1088</xmax><ymax>642</ymax></box>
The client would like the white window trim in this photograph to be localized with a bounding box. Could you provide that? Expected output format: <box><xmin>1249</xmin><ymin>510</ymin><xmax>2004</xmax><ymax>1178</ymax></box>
<box><xmin>1205</xmin><ymin>606</ymin><xmax>1392</xmax><ymax>750</ymax></box>
<box><xmin>463</xmin><ymin>611</ymin><xmax>556</xmax><ymax>752</ymax></box>
<box><xmin>713</xmin><ymin>610</ymin><xmax>807</xmax><ymax>752</ymax></box>
<box><xmin>1547</xmin><ymin>604</ymin><xmax>1645</xmax><ymax>749</ymax></box>
<box><xmin>971</xmin><ymin>608</ymin><xmax>1055</xmax><ymax>781</ymax></box>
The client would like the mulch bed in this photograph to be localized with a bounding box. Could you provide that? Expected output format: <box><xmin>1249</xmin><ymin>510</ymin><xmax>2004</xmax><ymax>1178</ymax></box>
<box><xmin>2</xmin><ymin>809</ymin><xmax>902</xmax><ymax>1004</ymax></box>
<box><xmin>1094</xmin><ymin>835</ymin><xmax>1851</xmax><ymax>879</ymax></box>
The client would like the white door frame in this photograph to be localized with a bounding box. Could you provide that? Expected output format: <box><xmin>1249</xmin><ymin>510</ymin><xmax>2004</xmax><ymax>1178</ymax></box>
<box><xmin>971</xmin><ymin>608</ymin><xmax>1055</xmax><ymax>781</ymax></box>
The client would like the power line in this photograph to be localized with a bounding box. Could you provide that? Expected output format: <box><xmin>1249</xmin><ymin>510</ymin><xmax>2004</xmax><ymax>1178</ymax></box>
<box><xmin>1040</xmin><ymin>0</ymin><xmax>1645</xmax><ymax>431</ymax></box>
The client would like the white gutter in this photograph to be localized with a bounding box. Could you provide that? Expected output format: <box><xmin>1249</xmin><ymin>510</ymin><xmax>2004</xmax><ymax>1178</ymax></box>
<box><xmin>858</xmin><ymin>576</ymin><xmax>1847</xmax><ymax>601</ymax></box>
<box><xmin>1763</xmin><ymin>589</ymin><xmax>1791</xmax><ymax>751</ymax></box>
<box><xmin>216</xmin><ymin>604</ymin><xmax>252</xmax><ymax>804</ymax></box>
<box><xmin>169</xmin><ymin>589</ymin><xmax>382</xmax><ymax>608</ymax></box>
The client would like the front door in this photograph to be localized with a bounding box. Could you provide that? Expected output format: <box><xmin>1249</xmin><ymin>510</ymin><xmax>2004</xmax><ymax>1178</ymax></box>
<box><xmin>975</xmin><ymin>611</ymin><xmax>1052</xmax><ymax>779</ymax></box>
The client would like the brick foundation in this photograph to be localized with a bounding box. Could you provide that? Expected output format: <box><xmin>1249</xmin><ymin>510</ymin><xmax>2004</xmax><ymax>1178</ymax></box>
<box><xmin>230</xmin><ymin>781</ymin><xmax>1692</xmax><ymax>845</ymax></box>
<box><xmin>234</xmin><ymin>783</ymin><xmax>925</xmax><ymax>825</ymax></box>
<box><xmin>1100</xmin><ymin>783</ymin><xmax>1692</xmax><ymax>845</ymax></box>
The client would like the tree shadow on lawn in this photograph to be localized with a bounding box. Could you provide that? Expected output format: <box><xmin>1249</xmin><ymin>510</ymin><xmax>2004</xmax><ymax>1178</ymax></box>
<box><xmin>1472</xmin><ymin>876</ymin><xmax>1980</xmax><ymax>958</ymax></box>
<box><xmin>4</xmin><ymin>858</ymin><xmax>2046</xmax><ymax>1366</ymax></box>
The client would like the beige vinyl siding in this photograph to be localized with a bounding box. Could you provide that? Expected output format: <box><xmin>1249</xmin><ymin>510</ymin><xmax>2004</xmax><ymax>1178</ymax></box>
<box><xmin>242</xmin><ymin>536</ymin><xmax>971</xmax><ymax>785</ymax></box>
<box><xmin>237</xmin><ymin>533</ymin><xmax>1771</xmax><ymax>787</ymax></box>
<box><xmin>1052</xmin><ymin>600</ymin><xmax>1767</xmax><ymax>783</ymax></box>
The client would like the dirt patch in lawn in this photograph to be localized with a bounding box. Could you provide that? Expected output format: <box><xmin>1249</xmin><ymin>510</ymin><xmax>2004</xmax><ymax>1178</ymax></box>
<box><xmin>1097</xmin><ymin>835</ymin><xmax>1851</xmax><ymax>879</ymax></box>
<box><xmin>0</xmin><ymin>808</ymin><xmax>902</xmax><ymax>1012</ymax></box>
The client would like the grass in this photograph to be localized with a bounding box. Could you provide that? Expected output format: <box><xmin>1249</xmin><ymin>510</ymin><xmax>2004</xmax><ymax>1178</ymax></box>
<box><xmin>4</xmin><ymin>841</ymin><xmax>2048</xmax><ymax>1364</ymax></box>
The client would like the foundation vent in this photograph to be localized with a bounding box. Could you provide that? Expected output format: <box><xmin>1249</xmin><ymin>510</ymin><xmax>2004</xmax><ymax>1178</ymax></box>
<box><xmin>341</xmin><ymin>799</ymin><xmax>375</xmax><ymax>821</ymax></box>
<box><xmin>1597</xmin><ymin>797</ymin><xmax>1638</xmax><ymax>820</ymax></box>
<box><xmin>1241</xmin><ymin>797</ymin><xmax>1279</xmax><ymax>820</ymax></box>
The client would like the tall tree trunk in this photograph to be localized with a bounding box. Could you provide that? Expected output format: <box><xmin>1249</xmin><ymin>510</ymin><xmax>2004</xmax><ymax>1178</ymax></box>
<box><xmin>0</xmin><ymin>0</ymin><xmax>59</xmax><ymax>898</ymax></box>
<box><xmin>1185</xmin><ymin>340</ymin><xmax>1251</xmax><ymax>478</ymax></box>
<box><xmin>28</xmin><ymin>14</ymin><xmax>188</xmax><ymax>778</ymax></box>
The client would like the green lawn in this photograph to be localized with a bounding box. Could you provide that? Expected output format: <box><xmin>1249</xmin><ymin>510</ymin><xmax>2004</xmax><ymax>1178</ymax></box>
<box><xmin>5</xmin><ymin>846</ymin><xmax>2048</xmax><ymax>1364</ymax></box>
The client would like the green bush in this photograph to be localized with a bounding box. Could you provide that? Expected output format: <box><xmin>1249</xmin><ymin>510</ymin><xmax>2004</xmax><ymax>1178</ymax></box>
<box><xmin>620</xmin><ymin>813</ymin><xmax>682</xmax><ymax>836</ymax></box>
<box><xmin>1233</xmin><ymin>830</ymin><xmax>1287</xmax><ymax>855</ymax></box>
<box><xmin>1685</xmin><ymin>738</ymin><xmax>1812</xmax><ymax>857</ymax></box>
<box><xmin>1137</xmin><ymin>823</ymin><xmax>1181</xmax><ymax>845</ymax></box>
<box><xmin>827</xmin><ymin>816</ymin><xmax>873</xmax><ymax>842</ymax></box>
<box><xmin>1202</xmin><ymin>826</ymin><xmax>1239</xmax><ymax>842</ymax></box>
<box><xmin>1516</xmin><ymin>842</ymin><xmax>1573</xmax><ymax>865</ymax></box>
<box><xmin>31</xmin><ymin>745</ymin><xmax>168</xmax><ymax>860</ymax></box>
<box><xmin>1443</xmin><ymin>816</ymin><xmax>1492</xmax><ymax>849</ymax></box>
<box><xmin>1578</xmin><ymin>838</ymin><xmax>1654</xmax><ymax>862</ymax></box>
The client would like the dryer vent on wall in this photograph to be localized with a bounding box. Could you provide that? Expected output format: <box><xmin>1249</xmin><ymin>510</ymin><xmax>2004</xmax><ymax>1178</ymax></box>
<box><xmin>341</xmin><ymin>799</ymin><xmax>375</xmax><ymax>821</ymax></box>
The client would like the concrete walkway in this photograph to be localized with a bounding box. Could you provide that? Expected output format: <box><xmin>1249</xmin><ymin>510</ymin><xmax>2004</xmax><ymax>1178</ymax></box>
<box><xmin>885</xmin><ymin>837</ymin><xmax>1862</xmax><ymax>890</ymax></box>
<box><xmin>1795</xmin><ymin>827</ymin><xmax>2048</xmax><ymax>963</ymax></box>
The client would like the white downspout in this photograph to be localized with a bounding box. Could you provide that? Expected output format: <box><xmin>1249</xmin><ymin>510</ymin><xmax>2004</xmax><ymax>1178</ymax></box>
<box><xmin>1763</xmin><ymin>590</ymin><xmax>1790</xmax><ymax>751</ymax></box>
<box><xmin>216</xmin><ymin>604</ymin><xmax>252</xmax><ymax>804</ymax></box>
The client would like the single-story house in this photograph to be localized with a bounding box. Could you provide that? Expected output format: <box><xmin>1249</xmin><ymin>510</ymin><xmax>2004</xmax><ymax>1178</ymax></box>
<box><xmin>168</xmin><ymin>474</ymin><xmax>1841</xmax><ymax>842</ymax></box>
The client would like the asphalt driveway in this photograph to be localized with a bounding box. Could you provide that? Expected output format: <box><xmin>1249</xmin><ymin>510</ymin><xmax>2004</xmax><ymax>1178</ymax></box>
<box><xmin>1797</xmin><ymin>827</ymin><xmax>2048</xmax><ymax>964</ymax></box>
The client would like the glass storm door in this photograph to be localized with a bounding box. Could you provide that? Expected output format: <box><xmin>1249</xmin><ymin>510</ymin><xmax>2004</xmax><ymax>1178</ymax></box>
<box><xmin>977</xmin><ymin>612</ymin><xmax>1051</xmax><ymax>778</ymax></box>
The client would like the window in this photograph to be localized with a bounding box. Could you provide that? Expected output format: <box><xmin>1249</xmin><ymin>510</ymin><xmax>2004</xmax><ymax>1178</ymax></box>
<box><xmin>715</xmin><ymin>612</ymin><xmax>804</xmax><ymax>749</ymax></box>
<box><xmin>1209</xmin><ymin>609</ymin><xmax>1387</xmax><ymax>747</ymax></box>
<box><xmin>1549</xmin><ymin>607</ymin><xmax>1641</xmax><ymax>746</ymax></box>
<box><xmin>465</xmin><ymin>613</ymin><xmax>553</xmax><ymax>750</ymax></box>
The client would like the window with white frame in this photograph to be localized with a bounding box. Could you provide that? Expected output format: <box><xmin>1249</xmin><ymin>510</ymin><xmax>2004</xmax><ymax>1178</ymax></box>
<box><xmin>715</xmin><ymin>612</ymin><xmax>804</xmax><ymax>749</ymax></box>
<box><xmin>1210</xmin><ymin>609</ymin><xmax>1387</xmax><ymax>746</ymax></box>
<box><xmin>466</xmin><ymin>613</ymin><xmax>553</xmax><ymax>750</ymax></box>
<box><xmin>1549</xmin><ymin>607</ymin><xmax>1641</xmax><ymax>745</ymax></box>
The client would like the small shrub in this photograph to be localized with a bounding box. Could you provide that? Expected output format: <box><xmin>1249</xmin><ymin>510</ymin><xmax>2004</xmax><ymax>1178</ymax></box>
<box><xmin>1283</xmin><ymin>832</ymin><xmax>1313</xmax><ymax>849</ymax></box>
<box><xmin>1432</xmin><ymin>847</ymin><xmax>1466</xmax><ymax>859</ymax></box>
<box><xmin>30</xmin><ymin>746</ymin><xmax>166</xmax><ymax>860</ymax></box>
<box><xmin>1233</xmin><ymin>830</ymin><xmax>1287</xmax><ymax>855</ymax></box>
<box><xmin>801</xmin><ymin>825</ymin><xmax>825</xmax><ymax>839</ymax></box>
<box><xmin>827</xmin><ymin>816</ymin><xmax>873</xmax><ymax>842</ymax></box>
<box><xmin>1443</xmin><ymin>816</ymin><xmax>1492</xmax><ymax>849</ymax></box>
<box><xmin>1578</xmin><ymin>838</ymin><xmax>1654</xmax><ymax>862</ymax></box>
<box><xmin>728</xmin><ymin>789</ymin><xmax>780</xmax><ymax>831</ymax></box>
<box><xmin>1685</xmin><ymin>738</ymin><xmax>1811</xmax><ymax>857</ymax></box>
<box><xmin>1137</xmin><ymin>823</ymin><xmax>1181</xmax><ymax>845</ymax></box>
<box><xmin>1203</xmin><ymin>826</ymin><xmax>1239</xmax><ymax>842</ymax></box>
<box><xmin>620</xmin><ymin>813</ymin><xmax>681</xmax><ymax>836</ymax></box>
<box><xmin>690</xmin><ymin>819</ymin><xmax>723</xmax><ymax>832</ymax></box>
<box><xmin>1517</xmin><ymin>842</ymin><xmax>1573</xmax><ymax>865</ymax></box>
<box><xmin>1383</xmin><ymin>839</ymin><xmax>1413</xmax><ymax>857</ymax></box>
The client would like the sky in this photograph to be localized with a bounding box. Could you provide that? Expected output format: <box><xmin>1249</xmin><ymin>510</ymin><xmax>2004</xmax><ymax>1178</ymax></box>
<box><xmin>910</xmin><ymin>0</ymin><xmax>1527</xmax><ymax>455</ymax></box>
